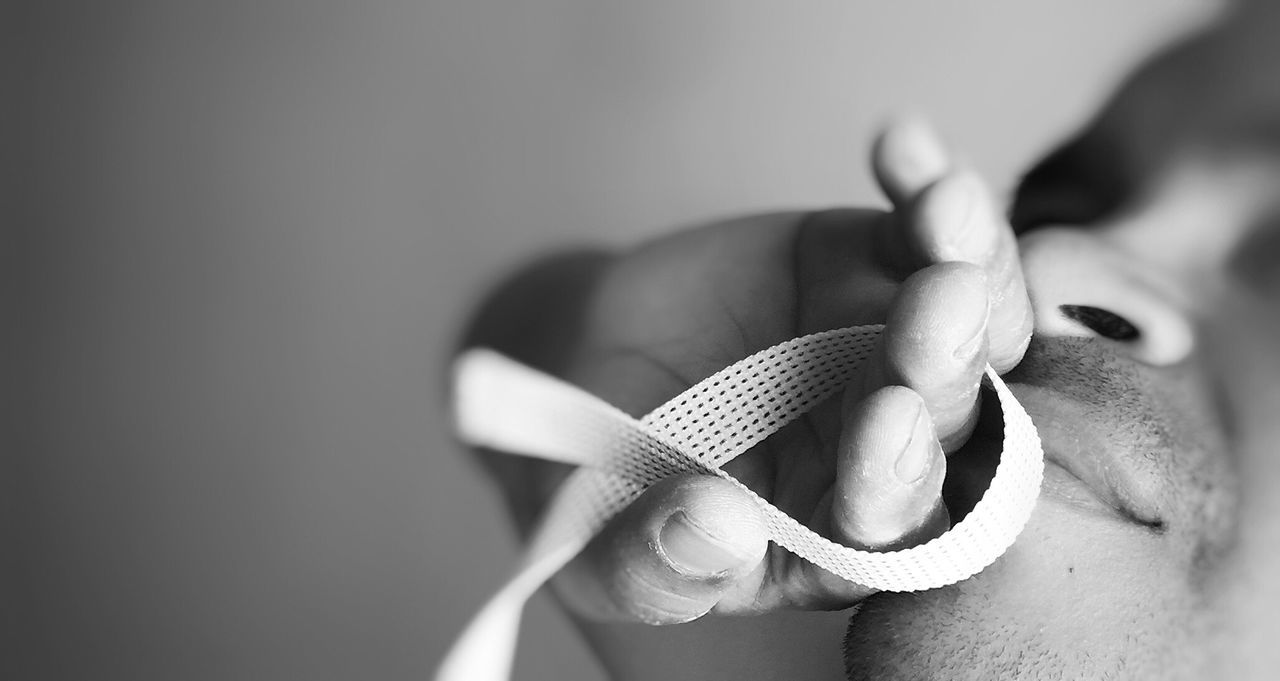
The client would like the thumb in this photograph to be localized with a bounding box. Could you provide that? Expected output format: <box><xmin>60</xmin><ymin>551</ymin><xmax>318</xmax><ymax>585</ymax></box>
<box><xmin>554</xmin><ymin>474</ymin><xmax>769</xmax><ymax>624</ymax></box>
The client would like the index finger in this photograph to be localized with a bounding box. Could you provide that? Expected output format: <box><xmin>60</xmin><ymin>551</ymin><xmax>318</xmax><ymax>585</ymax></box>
<box><xmin>908</xmin><ymin>171</ymin><xmax>1033</xmax><ymax>372</ymax></box>
<box><xmin>872</xmin><ymin>119</ymin><xmax>1033</xmax><ymax>372</ymax></box>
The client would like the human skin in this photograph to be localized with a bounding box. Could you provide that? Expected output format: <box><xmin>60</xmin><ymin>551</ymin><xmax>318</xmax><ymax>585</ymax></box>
<box><xmin>465</xmin><ymin>121</ymin><xmax>1033</xmax><ymax>678</ymax></box>
<box><xmin>462</xmin><ymin>5</ymin><xmax>1280</xmax><ymax>679</ymax></box>
<box><xmin>468</xmin><ymin>117</ymin><xmax>1035</xmax><ymax>615</ymax></box>
<box><xmin>840</xmin><ymin>7</ymin><xmax>1280</xmax><ymax>677</ymax></box>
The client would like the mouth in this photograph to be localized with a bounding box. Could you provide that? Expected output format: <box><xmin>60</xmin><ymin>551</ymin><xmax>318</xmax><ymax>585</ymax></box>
<box><xmin>944</xmin><ymin>383</ymin><xmax>1166</xmax><ymax>532</ymax></box>
<box><xmin>1039</xmin><ymin>460</ymin><xmax>1160</xmax><ymax>528</ymax></box>
<box><xmin>1011</xmin><ymin>383</ymin><xmax>1166</xmax><ymax>531</ymax></box>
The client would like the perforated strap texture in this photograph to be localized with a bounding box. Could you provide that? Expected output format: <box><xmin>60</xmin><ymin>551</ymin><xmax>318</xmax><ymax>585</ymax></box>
<box><xmin>438</xmin><ymin>325</ymin><xmax>1043</xmax><ymax>681</ymax></box>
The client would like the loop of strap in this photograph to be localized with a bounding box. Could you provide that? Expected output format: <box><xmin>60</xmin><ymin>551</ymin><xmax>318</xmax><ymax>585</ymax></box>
<box><xmin>438</xmin><ymin>325</ymin><xmax>1043</xmax><ymax>681</ymax></box>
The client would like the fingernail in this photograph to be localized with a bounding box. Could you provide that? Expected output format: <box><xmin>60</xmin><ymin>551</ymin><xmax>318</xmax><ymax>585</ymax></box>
<box><xmin>949</xmin><ymin>274</ymin><xmax>990</xmax><ymax>361</ymax></box>
<box><xmin>894</xmin><ymin>401</ymin><xmax>932</xmax><ymax>484</ymax></box>
<box><xmin>658</xmin><ymin>511</ymin><xmax>752</xmax><ymax>576</ymax></box>
<box><xmin>940</xmin><ymin>174</ymin><xmax>997</xmax><ymax>260</ymax></box>
<box><xmin>923</xmin><ymin>173</ymin><xmax>974</xmax><ymax>238</ymax></box>
<box><xmin>896</xmin><ymin>117</ymin><xmax>949</xmax><ymax>185</ymax></box>
<box><xmin>953</xmin><ymin>312</ymin><xmax>988</xmax><ymax>361</ymax></box>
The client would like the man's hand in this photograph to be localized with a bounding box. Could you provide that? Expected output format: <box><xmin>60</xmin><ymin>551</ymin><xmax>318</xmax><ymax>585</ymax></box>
<box><xmin>469</xmin><ymin>119</ymin><xmax>1033</xmax><ymax>623</ymax></box>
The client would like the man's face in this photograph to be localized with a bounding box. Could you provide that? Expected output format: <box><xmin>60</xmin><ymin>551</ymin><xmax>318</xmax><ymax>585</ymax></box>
<box><xmin>844</xmin><ymin>13</ymin><xmax>1280</xmax><ymax>680</ymax></box>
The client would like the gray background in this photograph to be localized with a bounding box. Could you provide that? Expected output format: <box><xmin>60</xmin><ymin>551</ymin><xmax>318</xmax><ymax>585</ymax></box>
<box><xmin>10</xmin><ymin>1</ymin><xmax>1215</xmax><ymax>679</ymax></box>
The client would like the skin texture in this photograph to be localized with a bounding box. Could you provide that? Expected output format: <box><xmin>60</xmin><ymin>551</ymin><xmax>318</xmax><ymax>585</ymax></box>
<box><xmin>463</xmin><ymin>5</ymin><xmax>1280</xmax><ymax>679</ymax></box>
<box><xmin>465</xmin><ymin>122</ymin><xmax>1033</xmax><ymax>679</ymax></box>
<box><xmin>845</xmin><ymin>7</ymin><xmax>1280</xmax><ymax>678</ymax></box>
<box><xmin>844</xmin><ymin>336</ymin><xmax>1238</xmax><ymax>679</ymax></box>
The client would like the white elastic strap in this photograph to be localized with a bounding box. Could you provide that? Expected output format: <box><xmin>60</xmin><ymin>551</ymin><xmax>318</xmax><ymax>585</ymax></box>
<box><xmin>439</xmin><ymin>325</ymin><xmax>1043</xmax><ymax>681</ymax></box>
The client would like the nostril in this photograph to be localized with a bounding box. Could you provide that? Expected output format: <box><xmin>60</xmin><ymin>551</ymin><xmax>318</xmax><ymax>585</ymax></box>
<box><xmin>1020</xmin><ymin>230</ymin><xmax>1193</xmax><ymax>365</ymax></box>
<box><xmin>1059</xmin><ymin>305</ymin><xmax>1141</xmax><ymax>341</ymax></box>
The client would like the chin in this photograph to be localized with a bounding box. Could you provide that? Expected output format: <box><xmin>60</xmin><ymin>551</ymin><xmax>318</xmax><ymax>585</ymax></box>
<box><xmin>842</xmin><ymin>501</ymin><xmax>1208</xmax><ymax>681</ymax></box>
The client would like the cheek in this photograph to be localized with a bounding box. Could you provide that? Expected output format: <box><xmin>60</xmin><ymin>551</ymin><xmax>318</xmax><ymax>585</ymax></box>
<box><xmin>1204</xmin><ymin>316</ymin><xmax>1280</xmax><ymax>674</ymax></box>
<box><xmin>845</xmin><ymin>502</ymin><xmax>1204</xmax><ymax>681</ymax></box>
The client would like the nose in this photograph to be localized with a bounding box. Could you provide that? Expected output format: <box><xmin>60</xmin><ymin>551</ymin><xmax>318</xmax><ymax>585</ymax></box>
<box><xmin>1018</xmin><ymin>228</ymin><xmax>1195</xmax><ymax>366</ymax></box>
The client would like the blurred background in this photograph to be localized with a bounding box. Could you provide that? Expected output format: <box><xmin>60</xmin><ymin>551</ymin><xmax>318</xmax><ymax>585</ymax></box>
<box><xmin>10</xmin><ymin>1</ymin><xmax>1219</xmax><ymax>679</ymax></box>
